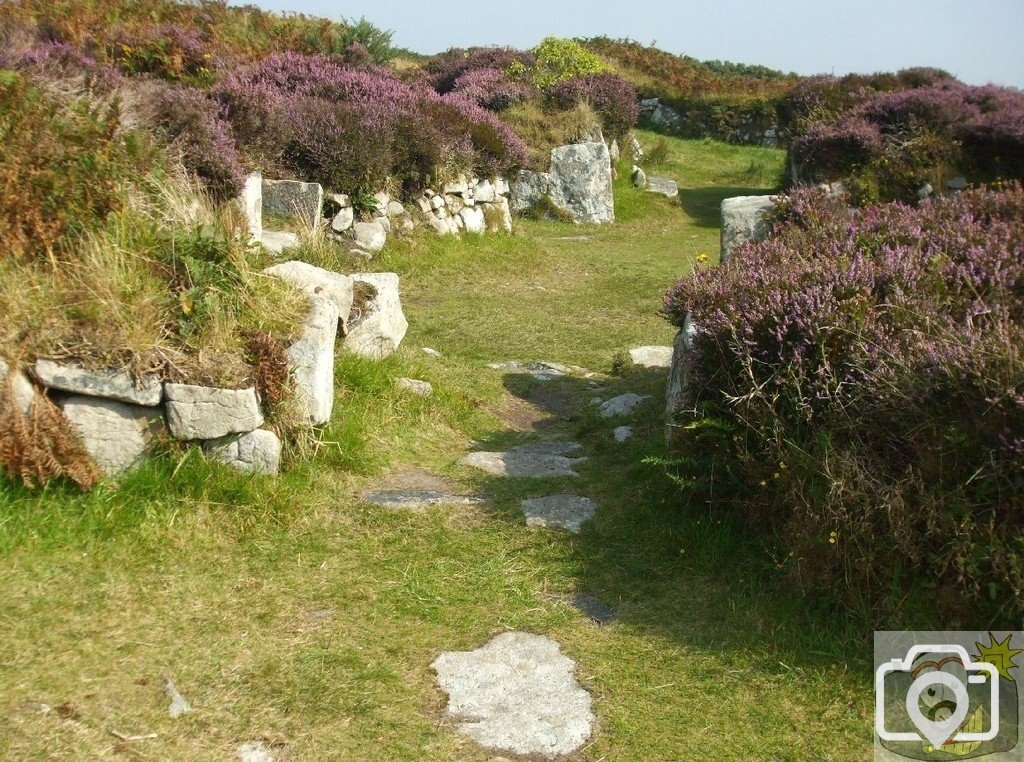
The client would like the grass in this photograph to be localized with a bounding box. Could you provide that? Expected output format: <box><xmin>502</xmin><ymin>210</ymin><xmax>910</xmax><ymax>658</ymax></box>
<box><xmin>0</xmin><ymin>134</ymin><xmax>873</xmax><ymax>759</ymax></box>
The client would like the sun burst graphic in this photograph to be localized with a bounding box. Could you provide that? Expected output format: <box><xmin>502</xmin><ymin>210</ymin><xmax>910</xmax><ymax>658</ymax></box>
<box><xmin>975</xmin><ymin>632</ymin><xmax>1022</xmax><ymax>682</ymax></box>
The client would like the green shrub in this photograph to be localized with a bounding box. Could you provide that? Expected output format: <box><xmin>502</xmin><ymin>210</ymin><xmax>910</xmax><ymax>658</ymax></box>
<box><xmin>526</xmin><ymin>37</ymin><xmax>611</xmax><ymax>90</ymax></box>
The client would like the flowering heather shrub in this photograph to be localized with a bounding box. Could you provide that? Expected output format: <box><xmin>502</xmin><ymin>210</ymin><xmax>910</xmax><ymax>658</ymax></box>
<box><xmin>216</xmin><ymin>53</ymin><xmax>527</xmax><ymax>192</ymax></box>
<box><xmin>152</xmin><ymin>85</ymin><xmax>245</xmax><ymax>200</ymax></box>
<box><xmin>424</xmin><ymin>46</ymin><xmax>534</xmax><ymax>93</ymax></box>
<box><xmin>548</xmin><ymin>73</ymin><xmax>639</xmax><ymax>140</ymax></box>
<box><xmin>790</xmin><ymin>117</ymin><xmax>883</xmax><ymax>176</ymax></box>
<box><xmin>451</xmin><ymin>67</ymin><xmax>530</xmax><ymax>111</ymax></box>
<box><xmin>664</xmin><ymin>185</ymin><xmax>1024</xmax><ymax>621</ymax></box>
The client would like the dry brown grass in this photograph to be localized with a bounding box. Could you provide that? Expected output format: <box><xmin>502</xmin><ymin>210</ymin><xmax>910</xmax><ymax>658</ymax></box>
<box><xmin>500</xmin><ymin>101</ymin><xmax>601</xmax><ymax>169</ymax></box>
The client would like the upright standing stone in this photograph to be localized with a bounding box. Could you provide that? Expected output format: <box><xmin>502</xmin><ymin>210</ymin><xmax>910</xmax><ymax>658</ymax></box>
<box><xmin>59</xmin><ymin>396</ymin><xmax>164</xmax><ymax>476</ymax></box>
<box><xmin>261</xmin><ymin>179</ymin><xmax>324</xmax><ymax>232</ymax></box>
<box><xmin>237</xmin><ymin>172</ymin><xmax>262</xmax><ymax>243</ymax></box>
<box><xmin>547</xmin><ymin>141</ymin><xmax>614</xmax><ymax>224</ymax></box>
<box><xmin>286</xmin><ymin>296</ymin><xmax>339</xmax><ymax>426</ymax></box>
<box><xmin>720</xmin><ymin>195</ymin><xmax>775</xmax><ymax>261</ymax></box>
<box><xmin>343</xmin><ymin>273</ymin><xmax>408</xmax><ymax>360</ymax></box>
<box><xmin>164</xmin><ymin>384</ymin><xmax>263</xmax><ymax>440</ymax></box>
<box><xmin>665</xmin><ymin>312</ymin><xmax>699</xmax><ymax>443</ymax></box>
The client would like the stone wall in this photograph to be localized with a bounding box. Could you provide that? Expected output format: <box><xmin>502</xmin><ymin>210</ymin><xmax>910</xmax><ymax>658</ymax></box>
<box><xmin>511</xmin><ymin>141</ymin><xmax>614</xmax><ymax>224</ymax></box>
<box><xmin>639</xmin><ymin>98</ymin><xmax>784</xmax><ymax>149</ymax></box>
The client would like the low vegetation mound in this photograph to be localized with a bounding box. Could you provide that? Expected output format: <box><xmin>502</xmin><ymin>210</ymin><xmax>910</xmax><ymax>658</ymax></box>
<box><xmin>664</xmin><ymin>184</ymin><xmax>1024</xmax><ymax>624</ymax></box>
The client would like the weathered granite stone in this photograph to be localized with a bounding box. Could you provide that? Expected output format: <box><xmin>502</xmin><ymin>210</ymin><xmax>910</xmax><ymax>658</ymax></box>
<box><xmin>599</xmin><ymin>393</ymin><xmax>651</xmax><ymax>418</ymax></box>
<box><xmin>397</xmin><ymin>378</ymin><xmax>433</xmax><ymax>397</ymax></box>
<box><xmin>237</xmin><ymin>172</ymin><xmax>262</xmax><ymax>242</ymax></box>
<box><xmin>458</xmin><ymin>443</ymin><xmax>585</xmax><ymax>478</ymax></box>
<box><xmin>646</xmin><ymin>177</ymin><xmax>679</xmax><ymax>198</ymax></box>
<box><xmin>33</xmin><ymin>360</ymin><xmax>163</xmax><ymax>406</ymax></box>
<box><xmin>353</xmin><ymin>220</ymin><xmax>387</xmax><ymax>253</ymax></box>
<box><xmin>164</xmin><ymin>384</ymin><xmax>263</xmax><ymax>440</ymax></box>
<box><xmin>609</xmin><ymin>139</ymin><xmax>620</xmax><ymax>163</ymax></box>
<box><xmin>422</xmin><ymin>347</ymin><xmax>443</xmax><ymax>358</ymax></box>
<box><xmin>521</xmin><ymin>493</ymin><xmax>596</xmax><ymax>533</ymax></box>
<box><xmin>511</xmin><ymin>170</ymin><xmax>552</xmax><ymax>212</ymax></box>
<box><xmin>287</xmin><ymin>296</ymin><xmax>339</xmax><ymax>425</ymax></box>
<box><xmin>640</xmin><ymin>98</ymin><xmax>684</xmax><ymax>132</ymax></box>
<box><xmin>666</xmin><ymin>313</ymin><xmax>699</xmax><ymax>442</ymax></box>
<box><xmin>260</xmin><ymin>230</ymin><xmax>300</xmax><ymax>254</ymax></box>
<box><xmin>547</xmin><ymin>141</ymin><xmax>614</xmax><ymax>224</ymax></box>
<box><xmin>628</xmin><ymin>345</ymin><xmax>674</xmax><ymax>368</ymax></box>
<box><xmin>0</xmin><ymin>358</ymin><xmax>35</xmax><ymax>413</ymax></box>
<box><xmin>416</xmin><ymin>196</ymin><xmax>433</xmax><ymax>214</ymax></box>
<box><xmin>387</xmin><ymin>200</ymin><xmax>406</xmax><ymax>216</ymax></box>
<box><xmin>363</xmin><ymin>489</ymin><xmax>483</xmax><ymax>510</ymax></box>
<box><xmin>263</xmin><ymin>260</ymin><xmax>354</xmax><ymax>328</ymax></box>
<box><xmin>330</xmin><ymin>206</ymin><xmax>354</xmax><ymax>232</ymax></box>
<box><xmin>495</xmin><ymin>177</ymin><xmax>511</xmax><ymax>196</ymax></box>
<box><xmin>614</xmin><ymin>425</ymin><xmax>633</xmax><ymax>442</ymax></box>
<box><xmin>430</xmin><ymin>195</ymin><xmax>446</xmax><ymax>211</ymax></box>
<box><xmin>460</xmin><ymin>206</ymin><xmax>486</xmax><ymax>233</ymax></box>
<box><xmin>261</xmin><ymin>179</ymin><xmax>323</xmax><ymax>231</ymax></box>
<box><xmin>443</xmin><ymin>177</ymin><xmax>470</xmax><ymax>195</ymax></box>
<box><xmin>720</xmin><ymin>195</ymin><xmax>775</xmax><ymax>261</ymax></box>
<box><xmin>203</xmin><ymin>429</ymin><xmax>281</xmax><ymax>475</ymax></box>
<box><xmin>236</xmin><ymin>741</ymin><xmax>276</xmax><ymax>762</ymax></box>
<box><xmin>432</xmin><ymin>632</ymin><xmax>594</xmax><ymax>759</ymax></box>
<box><xmin>630</xmin><ymin>133</ymin><xmax>644</xmax><ymax>161</ymax></box>
<box><xmin>344</xmin><ymin>273</ymin><xmax>408</xmax><ymax>359</ymax></box>
<box><xmin>59</xmin><ymin>396</ymin><xmax>164</xmax><ymax>476</ymax></box>
<box><xmin>488</xmin><ymin>361</ymin><xmax>571</xmax><ymax>381</ymax></box>
<box><xmin>473</xmin><ymin>179</ymin><xmax>496</xmax><ymax>202</ymax></box>
<box><xmin>372</xmin><ymin>191</ymin><xmax>390</xmax><ymax>211</ymax></box>
<box><xmin>631</xmin><ymin>165</ymin><xmax>647</xmax><ymax>188</ymax></box>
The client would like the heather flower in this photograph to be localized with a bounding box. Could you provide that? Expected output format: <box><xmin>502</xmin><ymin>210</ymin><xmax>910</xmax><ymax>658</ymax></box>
<box><xmin>548</xmin><ymin>72</ymin><xmax>639</xmax><ymax>140</ymax></box>
<box><xmin>450</xmin><ymin>67</ymin><xmax>530</xmax><ymax>111</ymax></box>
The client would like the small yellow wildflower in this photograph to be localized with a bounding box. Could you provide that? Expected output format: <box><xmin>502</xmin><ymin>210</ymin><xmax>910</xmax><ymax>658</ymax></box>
<box><xmin>696</xmin><ymin>252</ymin><xmax>709</xmax><ymax>263</ymax></box>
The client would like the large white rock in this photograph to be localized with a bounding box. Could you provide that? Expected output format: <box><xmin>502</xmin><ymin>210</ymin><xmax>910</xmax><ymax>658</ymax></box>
<box><xmin>263</xmin><ymin>260</ymin><xmax>354</xmax><ymax>328</ymax></box>
<box><xmin>459</xmin><ymin>206</ymin><xmax>486</xmax><ymax>233</ymax></box>
<box><xmin>547</xmin><ymin>142</ymin><xmax>615</xmax><ymax>224</ymax></box>
<box><xmin>237</xmin><ymin>172</ymin><xmax>262</xmax><ymax>243</ymax></box>
<box><xmin>286</xmin><ymin>296</ymin><xmax>339</xmax><ymax>425</ymax></box>
<box><xmin>34</xmin><ymin>360</ymin><xmax>163</xmax><ymax>406</ymax></box>
<box><xmin>59</xmin><ymin>395</ymin><xmax>164</xmax><ymax>476</ymax></box>
<box><xmin>343</xmin><ymin>273</ymin><xmax>408</xmax><ymax>359</ymax></box>
<box><xmin>353</xmin><ymin>220</ymin><xmax>387</xmax><ymax>253</ymax></box>
<box><xmin>432</xmin><ymin>632</ymin><xmax>594</xmax><ymax>759</ymax></box>
<box><xmin>261</xmin><ymin>179</ymin><xmax>323</xmax><ymax>232</ymax></box>
<box><xmin>0</xmin><ymin>358</ymin><xmax>36</xmax><ymax>414</ymax></box>
<box><xmin>494</xmin><ymin>176</ymin><xmax>511</xmax><ymax>196</ymax></box>
<box><xmin>721</xmin><ymin>195</ymin><xmax>775</xmax><ymax>261</ymax></box>
<box><xmin>164</xmin><ymin>384</ymin><xmax>263</xmax><ymax>440</ymax></box>
<box><xmin>665</xmin><ymin>313</ymin><xmax>699</xmax><ymax>442</ymax></box>
<box><xmin>473</xmin><ymin>179</ymin><xmax>496</xmax><ymax>202</ymax></box>
<box><xmin>330</xmin><ymin>206</ymin><xmax>354</xmax><ymax>232</ymax></box>
<box><xmin>260</xmin><ymin>230</ymin><xmax>300</xmax><ymax>254</ymax></box>
<box><xmin>628</xmin><ymin>346</ymin><xmax>674</xmax><ymax>368</ymax></box>
<box><xmin>203</xmin><ymin>429</ymin><xmax>281</xmax><ymax>475</ymax></box>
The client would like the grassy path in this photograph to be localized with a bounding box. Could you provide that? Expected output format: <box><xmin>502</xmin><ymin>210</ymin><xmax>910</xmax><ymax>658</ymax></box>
<box><xmin>0</xmin><ymin>134</ymin><xmax>872</xmax><ymax>759</ymax></box>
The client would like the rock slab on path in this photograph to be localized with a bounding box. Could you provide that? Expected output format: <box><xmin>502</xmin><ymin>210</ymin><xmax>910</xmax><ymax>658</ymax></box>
<box><xmin>646</xmin><ymin>177</ymin><xmax>679</xmax><ymax>198</ymax></box>
<box><xmin>432</xmin><ymin>631</ymin><xmax>594</xmax><ymax>760</ymax></box>
<box><xmin>34</xmin><ymin>360</ymin><xmax>162</xmax><ymax>406</ymax></box>
<box><xmin>458</xmin><ymin>442</ymin><xmax>584</xmax><ymax>478</ymax></box>
<box><xmin>599</xmin><ymin>393</ymin><xmax>651</xmax><ymax>418</ymax></box>
<box><xmin>363</xmin><ymin>490</ymin><xmax>483</xmax><ymax>510</ymax></box>
<box><xmin>521</xmin><ymin>493</ymin><xmax>596</xmax><ymax>533</ymax></box>
<box><xmin>164</xmin><ymin>384</ymin><xmax>263</xmax><ymax>440</ymax></box>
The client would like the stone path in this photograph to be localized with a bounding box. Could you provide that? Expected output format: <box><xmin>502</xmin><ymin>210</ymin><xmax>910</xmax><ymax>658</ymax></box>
<box><xmin>457</xmin><ymin>442</ymin><xmax>585</xmax><ymax>478</ymax></box>
<box><xmin>521</xmin><ymin>494</ymin><xmax>596</xmax><ymax>533</ymax></box>
<box><xmin>432</xmin><ymin>632</ymin><xmax>595</xmax><ymax>760</ymax></box>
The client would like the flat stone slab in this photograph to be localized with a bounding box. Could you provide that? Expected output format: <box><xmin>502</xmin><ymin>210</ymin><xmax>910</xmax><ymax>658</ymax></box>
<box><xmin>458</xmin><ymin>442</ymin><xmax>585</xmax><ymax>478</ymax></box>
<box><xmin>164</xmin><ymin>384</ymin><xmax>263</xmax><ymax>440</ymax></box>
<box><xmin>432</xmin><ymin>631</ymin><xmax>594</xmax><ymax>759</ymax></box>
<box><xmin>564</xmin><ymin>593</ymin><xmax>617</xmax><ymax>625</ymax></box>
<box><xmin>260</xmin><ymin>230</ymin><xmax>300</xmax><ymax>254</ymax></box>
<box><xmin>646</xmin><ymin>177</ymin><xmax>679</xmax><ymax>198</ymax></box>
<box><xmin>59</xmin><ymin>396</ymin><xmax>164</xmax><ymax>477</ymax></box>
<box><xmin>521</xmin><ymin>493</ymin><xmax>596</xmax><ymax>533</ymax></box>
<box><xmin>628</xmin><ymin>345</ymin><xmax>674</xmax><ymax>369</ymax></box>
<box><xmin>34</xmin><ymin>360</ymin><xmax>162</xmax><ymax>406</ymax></box>
<box><xmin>488</xmin><ymin>361</ymin><xmax>571</xmax><ymax>381</ymax></box>
<box><xmin>363</xmin><ymin>489</ymin><xmax>484</xmax><ymax>510</ymax></box>
<box><xmin>397</xmin><ymin>378</ymin><xmax>433</xmax><ymax>397</ymax></box>
<box><xmin>599</xmin><ymin>393</ymin><xmax>652</xmax><ymax>419</ymax></box>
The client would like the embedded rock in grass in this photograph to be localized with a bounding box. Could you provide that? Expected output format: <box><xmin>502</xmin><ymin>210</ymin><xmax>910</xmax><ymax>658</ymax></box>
<box><xmin>422</xmin><ymin>347</ymin><xmax>442</xmax><ymax>358</ymax></box>
<box><xmin>459</xmin><ymin>206</ymin><xmax>486</xmax><ymax>233</ymax></box>
<box><xmin>458</xmin><ymin>443</ymin><xmax>585</xmax><ymax>478</ymax></box>
<box><xmin>511</xmin><ymin>170</ymin><xmax>552</xmax><ymax>211</ymax></box>
<box><xmin>666</xmin><ymin>313</ymin><xmax>699</xmax><ymax>442</ymax></box>
<box><xmin>363</xmin><ymin>490</ymin><xmax>483</xmax><ymax>510</ymax></box>
<box><xmin>286</xmin><ymin>297</ymin><xmax>339</xmax><ymax>425</ymax></box>
<box><xmin>432</xmin><ymin>631</ymin><xmax>594</xmax><ymax>759</ymax></box>
<box><xmin>628</xmin><ymin>345</ymin><xmax>674</xmax><ymax>368</ymax></box>
<box><xmin>260</xmin><ymin>230</ymin><xmax>300</xmax><ymax>254</ymax></box>
<box><xmin>59</xmin><ymin>396</ymin><xmax>164</xmax><ymax>477</ymax></box>
<box><xmin>565</xmin><ymin>593</ymin><xmax>617</xmax><ymax>625</ymax></box>
<box><xmin>237</xmin><ymin>172</ymin><xmax>262</xmax><ymax>242</ymax></box>
<box><xmin>203</xmin><ymin>429</ymin><xmax>281</xmax><ymax>475</ymax></box>
<box><xmin>164</xmin><ymin>384</ymin><xmax>263</xmax><ymax>440</ymax></box>
<box><xmin>343</xmin><ymin>273</ymin><xmax>408</xmax><ymax>360</ymax></box>
<box><xmin>236</xmin><ymin>741</ymin><xmax>276</xmax><ymax>762</ymax></box>
<box><xmin>1</xmin><ymin>358</ymin><xmax>37</xmax><ymax>414</ymax></box>
<box><xmin>386</xmin><ymin>200</ymin><xmax>406</xmax><ymax>217</ymax></box>
<box><xmin>547</xmin><ymin>141</ymin><xmax>615</xmax><ymax>224</ymax></box>
<box><xmin>646</xmin><ymin>177</ymin><xmax>679</xmax><ymax>198</ymax></box>
<box><xmin>720</xmin><ymin>195</ymin><xmax>775</xmax><ymax>261</ymax></box>
<box><xmin>352</xmin><ymin>220</ymin><xmax>387</xmax><ymax>253</ymax></box>
<box><xmin>263</xmin><ymin>260</ymin><xmax>354</xmax><ymax>329</ymax></box>
<box><xmin>261</xmin><ymin>178</ymin><xmax>323</xmax><ymax>232</ymax></box>
<box><xmin>631</xmin><ymin>165</ymin><xmax>647</xmax><ymax>188</ymax></box>
<box><xmin>397</xmin><ymin>378</ymin><xmax>433</xmax><ymax>397</ymax></box>
<box><xmin>599</xmin><ymin>393</ymin><xmax>651</xmax><ymax>418</ymax></box>
<box><xmin>34</xmin><ymin>360</ymin><xmax>163</xmax><ymax>406</ymax></box>
<box><xmin>488</xmin><ymin>361</ymin><xmax>571</xmax><ymax>381</ymax></box>
<box><xmin>521</xmin><ymin>493</ymin><xmax>596</xmax><ymax>533</ymax></box>
<box><xmin>330</xmin><ymin>206</ymin><xmax>354</xmax><ymax>232</ymax></box>
<box><xmin>614</xmin><ymin>425</ymin><xmax>633</xmax><ymax>442</ymax></box>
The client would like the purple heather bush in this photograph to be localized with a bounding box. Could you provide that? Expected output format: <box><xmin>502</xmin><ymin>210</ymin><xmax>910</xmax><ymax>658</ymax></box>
<box><xmin>663</xmin><ymin>184</ymin><xmax>1024</xmax><ymax>621</ymax></box>
<box><xmin>215</xmin><ymin>52</ymin><xmax>527</xmax><ymax>192</ymax></box>
<box><xmin>547</xmin><ymin>72</ymin><xmax>639</xmax><ymax>140</ymax></box>
<box><xmin>450</xmin><ymin>67</ymin><xmax>530</xmax><ymax>111</ymax></box>
<box><xmin>425</xmin><ymin>46</ymin><xmax>535</xmax><ymax>94</ymax></box>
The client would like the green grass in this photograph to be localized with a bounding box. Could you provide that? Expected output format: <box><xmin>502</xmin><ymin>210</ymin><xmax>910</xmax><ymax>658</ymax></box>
<box><xmin>0</xmin><ymin>135</ymin><xmax>873</xmax><ymax>759</ymax></box>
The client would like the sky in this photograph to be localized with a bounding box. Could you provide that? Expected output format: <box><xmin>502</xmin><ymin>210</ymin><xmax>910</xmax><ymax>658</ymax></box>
<box><xmin>238</xmin><ymin>0</ymin><xmax>1024</xmax><ymax>88</ymax></box>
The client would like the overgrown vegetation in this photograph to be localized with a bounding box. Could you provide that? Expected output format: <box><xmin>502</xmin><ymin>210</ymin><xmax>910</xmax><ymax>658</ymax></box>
<box><xmin>664</xmin><ymin>184</ymin><xmax>1024</xmax><ymax>625</ymax></box>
